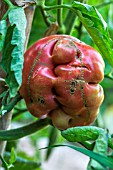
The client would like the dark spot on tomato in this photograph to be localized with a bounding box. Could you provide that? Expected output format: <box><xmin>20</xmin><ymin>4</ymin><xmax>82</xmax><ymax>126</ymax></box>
<box><xmin>38</xmin><ymin>97</ymin><xmax>45</xmax><ymax>104</ymax></box>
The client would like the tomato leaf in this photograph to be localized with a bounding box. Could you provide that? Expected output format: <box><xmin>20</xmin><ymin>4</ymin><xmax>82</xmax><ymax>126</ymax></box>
<box><xmin>41</xmin><ymin>144</ymin><xmax>113</xmax><ymax>169</ymax></box>
<box><xmin>61</xmin><ymin>126</ymin><xmax>103</xmax><ymax>142</ymax></box>
<box><xmin>1</xmin><ymin>8</ymin><xmax>26</xmax><ymax>97</ymax></box>
<box><xmin>61</xmin><ymin>126</ymin><xmax>113</xmax><ymax>150</ymax></box>
<box><xmin>87</xmin><ymin>130</ymin><xmax>108</xmax><ymax>170</ymax></box>
<box><xmin>45</xmin><ymin>127</ymin><xmax>58</xmax><ymax>160</ymax></box>
<box><xmin>72</xmin><ymin>1</ymin><xmax>113</xmax><ymax>67</ymax></box>
<box><xmin>9</xmin><ymin>148</ymin><xmax>16</xmax><ymax>166</ymax></box>
<box><xmin>5</xmin><ymin>152</ymin><xmax>41</xmax><ymax>170</ymax></box>
<box><xmin>0</xmin><ymin>20</ymin><xmax>7</xmax><ymax>51</ymax></box>
<box><xmin>1</xmin><ymin>25</ymin><xmax>19</xmax><ymax>97</ymax></box>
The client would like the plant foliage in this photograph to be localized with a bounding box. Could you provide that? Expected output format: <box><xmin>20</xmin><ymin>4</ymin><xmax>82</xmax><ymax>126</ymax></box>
<box><xmin>1</xmin><ymin>8</ymin><xmax>26</xmax><ymax>97</ymax></box>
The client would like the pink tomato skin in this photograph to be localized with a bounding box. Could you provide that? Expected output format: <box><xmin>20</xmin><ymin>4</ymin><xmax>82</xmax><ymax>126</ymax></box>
<box><xmin>20</xmin><ymin>35</ymin><xmax>104</xmax><ymax>130</ymax></box>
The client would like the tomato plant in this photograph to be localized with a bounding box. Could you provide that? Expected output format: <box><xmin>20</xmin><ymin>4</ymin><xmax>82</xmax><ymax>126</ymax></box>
<box><xmin>0</xmin><ymin>0</ymin><xmax>113</xmax><ymax>170</ymax></box>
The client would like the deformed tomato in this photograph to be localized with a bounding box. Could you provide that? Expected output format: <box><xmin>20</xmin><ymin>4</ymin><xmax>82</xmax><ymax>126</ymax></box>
<box><xmin>20</xmin><ymin>35</ymin><xmax>104</xmax><ymax>130</ymax></box>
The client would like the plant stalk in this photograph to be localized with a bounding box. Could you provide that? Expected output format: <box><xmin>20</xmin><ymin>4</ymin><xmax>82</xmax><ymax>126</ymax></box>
<box><xmin>0</xmin><ymin>118</ymin><xmax>51</xmax><ymax>141</ymax></box>
<box><xmin>96</xmin><ymin>0</ymin><xmax>113</xmax><ymax>9</ymax></box>
<box><xmin>44</xmin><ymin>4</ymin><xmax>72</xmax><ymax>11</ymax></box>
<box><xmin>39</xmin><ymin>6</ymin><xmax>50</xmax><ymax>27</ymax></box>
<box><xmin>63</xmin><ymin>9</ymin><xmax>76</xmax><ymax>34</ymax></box>
<box><xmin>3</xmin><ymin>0</ymin><xmax>14</xmax><ymax>8</ymax></box>
<box><xmin>57</xmin><ymin>0</ymin><xmax>63</xmax><ymax>27</ymax></box>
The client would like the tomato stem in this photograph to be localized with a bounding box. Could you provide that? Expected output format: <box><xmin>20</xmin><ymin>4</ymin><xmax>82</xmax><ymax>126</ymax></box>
<box><xmin>57</xmin><ymin>0</ymin><xmax>63</xmax><ymax>27</ymax></box>
<box><xmin>96</xmin><ymin>0</ymin><xmax>113</xmax><ymax>9</ymax></box>
<box><xmin>63</xmin><ymin>9</ymin><xmax>76</xmax><ymax>34</ymax></box>
<box><xmin>0</xmin><ymin>93</ymin><xmax>22</xmax><ymax>115</ymax></box>
<box><xmin>2</xmin><ymin>0</ymin><xmax>15</xmax><ymax>20</ymax></box>
<box><xmin>0</xmin><ymin>118</ymin><xmax>51</xmax><ymax>141</ymax></box>
<box><xmin>44</xmin><ymin>4</ymin><xmax>72</xmax><ymax>12</ymax></box>
<box><xmin>39</xmin><ymin>6</ymin><xmax>51</xmax><ymax>26</ymax></box>
<box><xmin>36</xmin><ymin>0</ymin><xmax>45</xmax><ymax>7</ymax></box>
<box><xmin>104</xmin><ymin>74</ymin><xmax>113</xmax><ymax>80</ymax></box>
<box><xmin>3</xmin><ymin>0</ymin><xmax>14</xmax><ymax>9</ymax></box>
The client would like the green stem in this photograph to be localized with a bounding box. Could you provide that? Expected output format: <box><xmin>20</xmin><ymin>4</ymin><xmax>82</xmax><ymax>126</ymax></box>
<box><xmin>104</xmin><ymin>74</ymin><xmax>113</xmax><ymax>81</ymax></box>
<box><xmin>43</xmin><ymin>4</ymin><xmax>76</xmax><ymax>32</ymax></box>
<box><xmin>5</xmin><ymin>152</ymin><xmax>41</xmax><ymax>168</ymax></box>
<box><xmin>0</xmin><ymin>118</ymin><xmax>51</xmax><ymax>141</ymax></box>
<box><xmin>36</xmin><ymin>0</ymin><xmax>45</xmax><ymax>7</ymax></box>
<box><xmin>1</xmin><ymin>93</ymin><xmax>22</xmax><ymax>115</ymax></box>
<box><xmin>75</xmin><ymin>21</ymin><xmax>83</xmax><ymax>39</ymax></box>
<box><xmin>39</xmin><ymin>6</ymin><xmax>50</xmax><ymax>26</ymax></box>
<box><xmin>44</xmin><ymin>4</ymin><xmax>72</xmax><ymax>12</ymax></box>
<box><xmin>63</xmin><ymin>9</ymin><xmax>76</xmax><ymax>34</ymax></box>
<box><xmin>0</xmin><ymin>155</ymin><xmax>8</xmax><ymax>170</ymax></box>
<box><xmin>96</xmin><ymin>1</ymin><xmax>113</xmax><ymax>9</ymax></box>
<box><xmin>12</xmin><ymin>108</ymin><xmax>27</xmax><ymax>119</ymax></box>
<box><xmin>57</xmin><ymin>0</ymin><xmax>63</xmax><ymax>27</ymax></box>
<box><xmin>14</xmin><ymin>106</ymin><xmax>27</xmax><ymax>112</ymax></box>
<box><xmin>2</xmin><ymin>0</ymin><xmax>15</xmax><ymax>20</ymax></box>
<box><xmin>43</xmin><ymin>2</ymin><xmax>113</xmax><ymax>16</ymax></box>
<box><xmin>3</xmin><ymin>0</ymin><xmax>14</xmax><ymax>8</ymax></box>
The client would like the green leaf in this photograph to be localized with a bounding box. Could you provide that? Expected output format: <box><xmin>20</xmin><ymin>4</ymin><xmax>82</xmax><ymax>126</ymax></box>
<box><xmin>61</xmin><ymin>126</ymin><xmax>113</xmax><ymax>150</ymax></box>
<box><xmin>61</xmin><ymin>126</ymin><xmax>103</xmax><ymax>142</ymax></box>
<box><xmin>2</xmin><ymin>148</ymin><xmax>17</xmax><ymax>169</ymax></box>
<box><xmin>11</xmin><ymin>160</ymin><xmax>40</xmax><ymax>170</ymax></box>
<box><xmin>5</xmin><ymin>152</ymin><xmax>41</xmax><ymax>170</ymax></box>
<box><xmin>42</xmin><ymin>144</ymin><xmax>113</xmax><ymax>169</ymax></box>
<box><xmin>45</xmin><ymin>127</ymin><xmax>58</xmax><ymax>160</ymax></box>
<box><xmin>1</xmin><ymin>25</ymin><xmax>18</xmax><ymax>97</ymax></box>
<box><xmin>72</xmin><ymin>1</ymin><xmax>113</xmax><ymax>67</ymax></box>
<box><xmin>87</xmin><ymin>130</ymin><xmax>108</xmax><ymax>170</ymax></box>
<box><xmin>0</xmin><ymin>20</ymin><xmax>7</xmax><ymax>51</ymax></box>
<box><xmin>0</xmin><ymin>90</ymin><xmax>8</xmax><ymax>99</ymax></box>
<box><xmin>9</xmin><ymin>148</ymin><xmax>16</xmax><ymax>165</ymax></box>
<box><xmin>1</xmin><ymin>8</ymin><xmax>26</xmax><ymax>97</ymax></box>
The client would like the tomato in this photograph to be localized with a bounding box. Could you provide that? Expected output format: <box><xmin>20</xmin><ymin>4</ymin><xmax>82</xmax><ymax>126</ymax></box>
<box><xmin>20</xmin><ymin>35</ymin><xmax>104</xmax><ymax>130</ymax></box>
